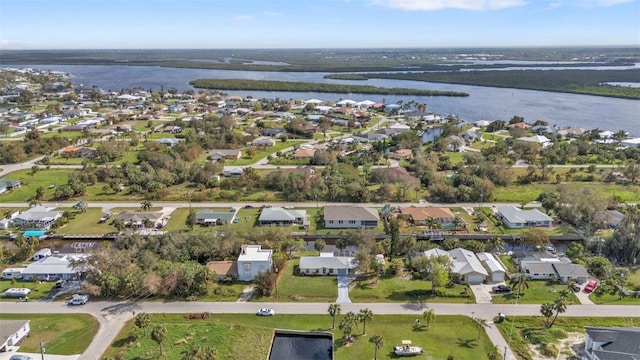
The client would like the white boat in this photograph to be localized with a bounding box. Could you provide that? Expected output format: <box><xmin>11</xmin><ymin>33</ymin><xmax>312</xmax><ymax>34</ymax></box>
<box><xmin>394</xmin><ymin>340</ymin><xmax>423</xmax><ymax>356</ymax></box>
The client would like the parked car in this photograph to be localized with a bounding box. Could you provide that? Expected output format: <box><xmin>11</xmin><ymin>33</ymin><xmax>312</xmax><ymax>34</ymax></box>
<box><xmin>10</xmin><ymin>355</ymin><xmax>34</xmax><ymax>360</ymax></box>
<box><xmin>257</xmin><ymin>308</ymin><xmax>275</xmax><ymax>316</ymax></box>
<box><xmin>492</xmin><ymin>285</ymin><xmax>512</xmax><ymax>294</ymax></box>
<box><xmin>55</xmin><ymin>279</ymin><xmax>67</xmax><ymax>288</ymax></box>
<box><xmin>584</xmin><ymin>280</ymin><xmax>598</xmax><ymax>293</ymax></box>
<box><xmin>570</xmin><ymin>283</ymin><xmax>581</xmax><ymax>292</ymax></box>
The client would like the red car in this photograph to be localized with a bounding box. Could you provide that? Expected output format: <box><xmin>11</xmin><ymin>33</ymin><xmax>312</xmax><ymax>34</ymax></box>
<box><xmin>584</xmin><ymin>280</ymin><xmax>598</xmax><ymax>293</ymax></box>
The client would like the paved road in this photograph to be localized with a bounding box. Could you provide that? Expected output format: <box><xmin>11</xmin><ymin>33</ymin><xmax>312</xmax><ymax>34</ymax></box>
<box><xmin>2</xmin><ymin>301</ymin><xmax>638</xmax><ymax>360</ymax></box>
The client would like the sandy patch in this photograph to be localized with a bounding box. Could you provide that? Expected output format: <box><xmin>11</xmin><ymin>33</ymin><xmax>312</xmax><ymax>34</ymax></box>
<box><xmin>526</xmin><ymin>332</ymin><xmax>584</xmax><ymax>360</ymax></box>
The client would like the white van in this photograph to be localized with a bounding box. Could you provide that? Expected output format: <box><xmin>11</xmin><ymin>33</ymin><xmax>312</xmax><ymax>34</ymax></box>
<box><xmin>68</xmin><ymin>294</ymin><xmax>89</xmax><ymax>305</ymax></box>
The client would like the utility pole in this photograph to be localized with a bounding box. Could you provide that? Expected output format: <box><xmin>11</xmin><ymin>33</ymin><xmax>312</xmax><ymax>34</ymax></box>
<box><xmin>40</xmin><ymin>341</ymin><xmax>45</xmax><ymax>360</ymax></box>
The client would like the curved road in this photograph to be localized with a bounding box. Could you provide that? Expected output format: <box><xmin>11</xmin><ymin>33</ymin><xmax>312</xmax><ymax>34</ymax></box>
<box><xmin>2</xmin><ymin>301</ymin><xmax>639</xmax><ymax>360</ymax></box>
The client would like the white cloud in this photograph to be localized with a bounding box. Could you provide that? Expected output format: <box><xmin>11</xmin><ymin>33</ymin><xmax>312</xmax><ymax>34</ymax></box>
<box><xmin>372</xmin><ymin>0</ymin><xmax>527</xmax><ymax>11</ymax></box>
<box><xmin>229</xmin><ymin>14</ymin><xmax>254</xmax><ymax>25</ymax></box>
<box><xmin>547</xmin><ymin>0</ymin><xmax>637</xmax><ymax>7</ymax></box>
<box><xmin>0</xmin><ymin>39</ymin><xmax>40</xmax><ymax>49</ymax></box>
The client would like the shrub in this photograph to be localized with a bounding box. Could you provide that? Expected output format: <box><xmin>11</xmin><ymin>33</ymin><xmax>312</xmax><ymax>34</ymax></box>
<box><xmin>540</xmin><ymin>343</ymin><xmax>558</xmax><ymax>357</ymax></box>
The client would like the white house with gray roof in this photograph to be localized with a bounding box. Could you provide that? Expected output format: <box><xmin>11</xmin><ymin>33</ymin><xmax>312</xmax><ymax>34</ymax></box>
<box><xmin>323</xmin><ymin>205</ymin><xmax>380</xmax><ymax>229</ymax></box>
<box><xmin>583</xmin><ymin>326</ymin><xmax>640</xmax><ymax>360</ymax></box>
<box><xmin>12</xmin><ymin>206</ymin><xmax>62</xmax><ymax>230</ymax></box>
<box><xmin>496</xmin><ymin>205</ymin><xmax>553</xmax><ymax>229</ymax></box>
<box><xmin>448</xmin><ymin>248</ymin><xmax>488</xmax><ymax>284</ymax></box>
<box><xmin>299</xmin><ymin>253</ymin><xmax>356</xmax><ymax>276</ymax></box>
<box><xmin>258</xmin><ymin>207</ymin><xmax>306</xmax><ymax>226</ymax></box>
<box><xmin>0</xmin><ymin>320</ymin><xmax>30</xmax><ymax>352</ymax></box>
<box><xmin>21</xmin><ymin>254</ymin><xmax>87</xmax><ymax>281</ymax></box>
<box><xmin>477</xmin><ymin>252</ymin><xmax>507</xmax><ymax>282</ymax></box>
<box><xmin>237</xmin><ymin>245</ymin><xmax>272</xmax><ymax>281</ymax></box>
<box><xmin>195</xmin><ymin>209</ymin><xmax>236</xmax><ymax>226</ymax></box>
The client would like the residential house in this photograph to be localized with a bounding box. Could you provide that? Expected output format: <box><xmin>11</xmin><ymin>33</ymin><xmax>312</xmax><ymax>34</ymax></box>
<box><xmin>206</xmin><ymin>261</ymin><xmax>238</xmax><ymax>281</ymax></box>
<box><xmin>210</xmin><ymin>149</ymin><xmax>242</xmax><ymax>161</ymax></box>
<box><xmin>299</xmin><ymin>253</ymin><xmax>356</xmax><ymax>276</ymax></box>
<box><xmin>12</xmin><ymin>206</ymin><xmax>62</xmax><ymax>230</ymax></box>
<box><xmin>517</xmin><ymin>135</ymin><xmax>552</xmax><ymax>147</ymax></box>
<box><xmin>448</xmin><ymin>248</ymin><xmax>488</xmax><ymax>284</ymax></box>
<box><xmin>496</xmin><ymin>205</ymin><xmax>553</xmax><ymax>229</ymax></box>
<box><xmin>21</xmin><ymin>254</ymin><xmax>86</xmax><ymax>281</ymax></box>
<box><xmin>621</xmin><ymin>137</ymin><xmax>640</xmax><ymax>148</ymax></box>
<box><xmin>519</xmin><ymin>252</ymin><xmax>589</xmax><ymax>283</ymax></box>
<box><xmin>507</xmin><ymin>122</ymin><xmax>532</xmax><ymax>130</ymax></box>
<box><xmin>401</xmin><ymin>207</ymin><xmax>455</xmax><ymax>227</ymax></box>
<box><xmin>163</xmin><ymin>125</ymin><xmax>182</xmax><ymax>133</ymax></box>
<box><xmin>293</xmin><ymin>148</ymin><xmax>316</xmax><ymax>159</ymax></box>
<box><xmin>237</xmin><ymin>245</ymin><xmax>273</xmax><ymax>281</ymax></box>
<box><xmin>157</xmin><ymin>138</ymin><xmax>183</xmax><ymax>147</ymax></box>
<box><xmin>582</xmin><ymin>326</ymin><xmax>640</xmax><ymax>360</ymax></box>
<box><xmin>252</xmin><ymin>137</ymin><xmax>276</xmax><ymax>147</ymax></box>
<box><xmin>258</xmin><ymin>207</ymin><xmax>307</xmax><ymax>226</ymax></box>
<box><xmin>553</xmin><ymin>262</ymin><xmax>590</xmax><ymax>284</ymax></box>
<box><xmin>0</xmin><ymin>320</ymin><xmax>31</xmax><ymax>352</ymax></box>
<box><xmin>557</xmin><ymin>127</ymin><xmax>585</xmax><ymax>139</ymax></box>
<box><xmin>323</xmin><ymin>205</ymin><xmax>380</xmax><ymax>229</ymax></box>
<box><xmin>222</xmin><ymin>166</ymin><xmax>245</xmax><ymax>177</ymax></box>
<box><xmin>353</xmin><ymin>132</ymin><xmax>389</xmax><ymax>143</ymax></box>
<box><xmin>594</xmin><ymin>210</ymin><xmax>626</xmax><ymax>228</ymax></box>
<box><xmin>389</xmin><ymin>149</ymin><xmax>413</xmax><ymax>160</ymax></box>
<box><xmin>195</xmin><ymin>209</ymin><xmax>236</xmax><ymax>226</ymax></box>
<box><xmin>476</xmin><ymin>252</ymin><xmax>507</xmax><ymax>283</ymax></box>
<box><xmin>260</xmin><ymin>128</ymin><xmax>286</xmax><ymax>137</ymax></box>
<box><xmin>113</xmin><ymin>210</ymin><xmax>165</xmax><ymax>228</ymax></box>
<box><xmin>0</xmin><ymin>178</ymin><xmax>21</xmax><ymax>194</ymax></box>
<box><xmin>32</xmin><ymin>248</ymin><xmax>52</xmax><ymax>261</ymax></box>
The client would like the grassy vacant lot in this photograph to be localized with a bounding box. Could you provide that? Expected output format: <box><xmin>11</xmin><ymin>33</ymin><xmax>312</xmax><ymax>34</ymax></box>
<box><xmin>226</xmin><ymin>141</ymin><xmax>305</xmax><ymax>166</ymax></box>
<box><xmin>0</xmin><ymin>169</ymin><xmax>71</xmax><ymax>202</ymax></box>
<box><xmin>493</xmin><ymin>182</ymin><xmax>640</xmax><ymax>203</ymax></box>
<box><xmin>496</xmin><ymin>316</ymin><xmax>640</xmax><ymax>360</ymax></box>
<box><xmin>0</xmin><ymin>313</ymin><xmax>99</xmax><ymax>355</ymax></box>
<box><xmin>349</xmin><ymin>274</ymin><xmax>474</xmax><ymax>303</ymax></box>
<box><xmin>590</xmin><ymin>266</ymin><xmax>640</xmax><ymax>305</ymax></box>
<box><xmin>491</xmin><ymin>281</ymin><xmax>580</xmax><ymax>304</ymax></box>
<box><xmin>104</xmin><ymin>313</ymin><xmax>495</xmax><ymax>360</ymax></box>
<box><xmin>0</xmin><ymin>279</ymin><xmax>56</xmax><ymax>301</ymax></box>
<box><xmin>162</xmin><ymin>207</ymin><xmax>233</xmax><ymax>233</ymax></box>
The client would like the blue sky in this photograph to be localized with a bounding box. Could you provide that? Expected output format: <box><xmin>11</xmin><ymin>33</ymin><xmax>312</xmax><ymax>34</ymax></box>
<box><xmin>1</xmin><ymin>0</ymin><xmax>639</xmax><ymax>49</ymax></box>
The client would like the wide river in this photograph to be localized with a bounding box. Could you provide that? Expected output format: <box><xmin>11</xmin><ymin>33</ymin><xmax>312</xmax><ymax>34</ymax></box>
<box><xmin>8</xmin><ymin>64</ymin><xmax>640</xmax><ymax>136</ymax></box>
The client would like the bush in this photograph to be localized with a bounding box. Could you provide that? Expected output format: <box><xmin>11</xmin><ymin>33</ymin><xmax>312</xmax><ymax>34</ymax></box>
<box><xmin>540</xmin><ymin>343</ymin><xmax>558</xmax><ymax>357</ymax></box>
<box><xmin>548</xmin><ymin>328</ymin><xmax>568</xmax><ymax>340</ymax></box>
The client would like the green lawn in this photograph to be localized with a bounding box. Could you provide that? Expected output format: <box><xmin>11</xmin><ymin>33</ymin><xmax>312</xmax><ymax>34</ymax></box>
<box><xmin>496</xmin><ymin>316</ymin><xmax>640</xmax><ymax>360</ymax></box>
<box><xmin>226</xmin><ymin>141</ymin><xmax>305</xmax><ymax>166</ymax></box>
<box><xmin>491</xmin><ymin>281</ymin><xmax>580</xmax><ymax>304</ymax></box>
<box><xmin>0</xmin><ymin>169</ymin><xmax>71</xmax><ymax>202</ymax></box>
<box><xmin>0</xmin><ymin>279</ymin><xmax>56</xmax><ymax>302</ymax></box>
<box><xmin>54</xmin><ymin>207</ymin><xmax>116</xmax><ymax>234</ymax></box>
<box><xmin>589</xmin><ymin>292</ymin><xmax>640</xmax><ymax>305</ymax></box>
<box><xmin>498</xmin><ymin>255</ymin><xmax>518</xmax><ymax>274</ymax></box>
<box><xmin>0</xmin><ymin>313</ymin><xmax>99</xmax><ymax>355</ymax></box>
<box><xmin>103</xmin><ymin>313</ymin><xmax>496</xmax><ymax>360</ymax></box>
<box><xmin>265</xmin><ymin>257</ymin><xmax>338</xmax><ymax>302</ymax></box>
<box><xmin>349</xmin><ymin>274</ymin><xmax>474</xmax><ymax>303</ymax></box>
<box><xmin>162</xmin><ymin>207</ymin><xmax>233</xmax><ymax>233</ymax></box>
<box><xmin>493</xmin><ymin>182</ymin><xmax>640</xmax><ymax>203</ymax></box>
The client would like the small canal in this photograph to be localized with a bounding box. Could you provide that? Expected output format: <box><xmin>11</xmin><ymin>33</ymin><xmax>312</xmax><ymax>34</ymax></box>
<box><xmin>268</xmin><ymin>330</ymin><xmax>333</xmax><ymax>360</ymax></box>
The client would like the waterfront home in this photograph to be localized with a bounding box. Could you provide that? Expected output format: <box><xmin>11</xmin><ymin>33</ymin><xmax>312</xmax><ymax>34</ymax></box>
<box><xmin>299</xmin><ymin>253</ymin><xmax>356</xmax><ymax>276</ymax></box>
<box><xmin>12</xmin><ymin>206</ymin><xmax>62</xmax><ymax>230</ymax></box>
<box><xmin>323</xmin><ymin>205</ymin><xmax>380</xmax><ymax>229</ymax></box>
<box><xmin>210</xmin><ymin>149</ymin><xmax>242</xmax><ymax>161</ymax></box>
<box><xmin>237</xmin><ymin>245</ymin><xmax>272</xmax><ymax>281</ymax></box>
<box><xmin>258</xmin><ymin>207</ymin><xmax>307</xmax><ymax>226</ymax></box>
<box><xmin>448</xmin><ymin>248</ymin><xmax>488</xmax><ymax>284</ymax></box>
<box><xmin>496</xmin><ymin>205</ymin><xmax>553</xmax><ymax>229</ymax></box>
<box><xmin>583</xmin><ymin>327</ymin><xmax>640</xmax><ymax>360</ymax></box>
<box><xmin>401</xmin><ymin>207</ymin><xmax>455</xmax><ymax>227</ymax></box>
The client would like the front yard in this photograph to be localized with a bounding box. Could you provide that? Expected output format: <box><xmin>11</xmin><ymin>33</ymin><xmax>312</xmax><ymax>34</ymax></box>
<box><xmin>491</xmin><ymin>280</ymin><xmax>580</xmax><ymax>304</ymax></box>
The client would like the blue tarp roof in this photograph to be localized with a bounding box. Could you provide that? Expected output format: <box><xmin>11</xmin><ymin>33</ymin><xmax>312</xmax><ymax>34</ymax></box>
<box><xmin>23</xmin><ymin>230</ymin><xmax>45</xmax><ymax>237</ymax></box>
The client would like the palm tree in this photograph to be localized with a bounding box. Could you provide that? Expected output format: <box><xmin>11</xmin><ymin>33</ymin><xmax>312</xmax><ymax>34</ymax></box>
<box><xmin>487</xmin><ymin>345</ymin><xmax>501</xmax><ymax>360</ymax></box>
<box><xmin>548</xmin><ymin>296</ymin><xmax>567</xmax><ymax>328</ymax></box>
<box><xmin>452</xmin><ymin>216</ymin><xmax>465</xmax><ymax>232</ymax></box>
<box><xmin>540</xmin><ymin>303</ymin><xmax>554</xmax><ymax>327</ymax></box>
<box><xmin>425</xmin><ymin>217</ymin><xmax>437</xmax><ymax>231</ymax></box>
<box><xmin>473</xmin><ymin>317</ymin><xmax>489</xmax><ymax>340</ymax></box>
<box><xmin>369</xmin><ymin>335</ymin><xmax>384</xmax><ymax>360</ymax></box>
<box><xmin>181</xmin><ymin>345</ymin><xmax>217</xmax><ymax>360</ymax></box>
<box><xmin>508</xmin><ymin>273</ymin><xmax>530</xmax><ymax>301</ymax></box>
<box><xmin>141</xmin><ymin>200</ymin><xmax>152</xmax><ymax>211</ymax></box>
<box><xmin>488</xmin><ymin>235</ymin><xmax>505</xmax><ymax>253</ymax></box>
<box><xmin>314</xmin><ymin>239</ymin><xmax>326</xmax><ymax>253</ymax></box>
<box><xmin>339</xmin><ymin>312</ymin><xmax>357</xmax><ymax>342</ymax></box>
<box><xmin>358</xmin><ymin>308</ymin><xmax>373</xmax><ymax>335</ymax></box>
<box><xmin>328</xmin><ymin>303</ymin><xmax>341</xmax><ymax>329</ymax></box>
<box><xmin>151</xmin><ymin>325</ymin><xmax>167</xmax><ymax>355</ymax></box>
<box><xmin>422</xmin><ymin>309</ymin><xmax>435</xmax><ymax>328</ymax></box>
<box><xmin>134</xmin><ymin>312</ymin><xmax>151</xmax><ymax>336</ymax></box>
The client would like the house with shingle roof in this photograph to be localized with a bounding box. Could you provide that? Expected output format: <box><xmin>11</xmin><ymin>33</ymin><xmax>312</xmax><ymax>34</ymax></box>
<box><xmin>401</xmin><ymin>207</ymin><xmax>455</xmax><ymax>226</ymax></box>
<box><xmin>583</xmin><ymin>326</ymin><xmax>640</xmax><ymax>360</ymax></box>
<box><xmin>206</xmin><ymin>261</ymin><xmax>238</xmax><ymax>280</ymax></box>
<box><xmin>12</xmin><ymin>206</ymin><xmax>62</xmax><ymax>230</ymax></box>
<box><xmin>323</xmin><ymin>205</ymin><xmax>380</xmax><ymax>229</ymax></box>
<box><xmin>299</xmin><ymin>253</ymin><xmax>356</xmax><ymax>276</ymax></box>
<box><xmin>0</xmin><ymin>178</ymin><xmax>21</xmax><ymax>194</ymax></box>
<box><xmin>0</xmin><ymin>320</ymin><xmax>30</xmax><ymax>352</ymax></box>
<box><xmin>195</xmin><ymin>209</ymin><xmax>236</xmax><ymax>226</ymax></box>
<box><xmin>496</xmin><ymin>205</ymin><xmax>553</xmax><ymax>229</ymax></box>
<box><xmin>448</xmin><ymin>248</ymin><xmax>488</xmax><ymax>284</ymax></box>
<box><xmin>258</xmin><ymin>207</ymin><xmax>307</xmax><ymax>226</ymax></box>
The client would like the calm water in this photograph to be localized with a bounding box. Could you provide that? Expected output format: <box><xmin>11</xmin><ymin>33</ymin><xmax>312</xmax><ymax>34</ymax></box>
<box><xmin>7</xmin><ymin>64</ymin><xmax>640</xmax><ymax>136</ymax></box>
<box><xmin>269</xmin><ymin>334</ymin><xmax>333</xmax><ymax>360</ymax></box>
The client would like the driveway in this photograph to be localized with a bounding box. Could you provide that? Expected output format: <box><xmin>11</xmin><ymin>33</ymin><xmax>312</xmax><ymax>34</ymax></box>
<box><xmin>573</xmin><ymin>287</ymin><xmax>595</xmax><ymax>305</ymax></box>
<box><xmin>470</xmin><ymin>284</ymin><xmax>494</xmax><ymax>304</ymax></box>
<box><xmin>336</xmin><ymin>271</ymin><xmax>353</xmax><ymax>303</ymax></box>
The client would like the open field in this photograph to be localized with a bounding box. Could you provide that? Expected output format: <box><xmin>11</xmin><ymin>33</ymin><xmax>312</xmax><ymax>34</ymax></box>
<box><xmin>103</xmin><ymin>313</ymin><xmax>495</xmax><ymax>360</ymax></box>
<box><xmin>55</xmin><ymin>207</ymin><xmax>116</xmax><ymax>234</ymax></box>
<box><xmin>349</xmin><ymin>274</ymin><xmax>474</xmax><ymax>303</ymax></box>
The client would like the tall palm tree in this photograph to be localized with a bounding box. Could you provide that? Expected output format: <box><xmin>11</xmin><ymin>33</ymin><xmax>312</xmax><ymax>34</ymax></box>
<box><xmin>328</xmin><ymin>303</ymin><xmax>341</xmax><ymax>329</ymax></box>
<box><xmin>339</xmin><ymin>312</ymin><xmax>357</xmax><ymax>342</ymax></box>
<box><xmin>151</xmin><ymin>325</ymin><xmax>167</xmax><ymax>355</ymax></box>
<box><xmin>422</xmin><ymin>309</ymin><xmax>436</xmax><ymax>328</ymax></box>
<box><xmin>540</xmin><ymin>303</ymin><xmax>554</xmax><ymax>327</ymax></box>
<box><xmin>358</xmin><ymin>308</ymin><xmax>373</xmax><ymax>335</ymax></box>
<box><xmin>141</xmin><ymin>200</ymin><xmax>152</xmax><ymax>211</ymax></box>
<box><xmin>134</xmin><ymin>312</ymin><xmax>151</xmax><ymax>336</ymax></box>
<box><xmin>452</xmin><ymin>216</ymin><xmax>465</xmax><ymax>232</ymax></box>
<box><xmin>508</xmin><ymin>273</ymin><xmax>530</xmax><ymax>301</ymax></box>
<box><xmin>488</xmin><ymin>235</ymin><xmax>505</xmax><ymax>253</ymax></box>
<box><xmin>473</xmin><ymin>317</ymin><xmax>489</xmax><ymax>340</ymax></box>
<box><xmin>369</xmin><ymin>335</ymin><xmax>384</xmax><ymax>360</ymax></box>
<box><xmin>548</xmin><ymin>296</ymin><xmax>567</xmax><ymax>328</ymax></box>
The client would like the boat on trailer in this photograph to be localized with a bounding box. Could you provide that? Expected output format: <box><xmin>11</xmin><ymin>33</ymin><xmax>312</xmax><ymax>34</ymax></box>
<box><xmin>394</xmin><ymin>340</ymin><xmax>423</xmax><ymax>356</ymax></box>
